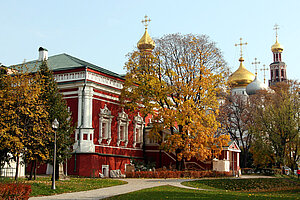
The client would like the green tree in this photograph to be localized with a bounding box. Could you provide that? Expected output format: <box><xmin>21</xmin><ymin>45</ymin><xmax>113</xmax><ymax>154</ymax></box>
<box><xmin>122</xmin><ymin>33</ymin><xmax>230</xmax><ymax>170</ymax></box>
<box><xmin>38</xmin><ymin>60</ymin><xmax>75</xmax><ymax>180</ymax></box>
<box><xmin>250</xmin><ymin>81</ymin><xmax>300</xmax><ymax>170</ymax></box>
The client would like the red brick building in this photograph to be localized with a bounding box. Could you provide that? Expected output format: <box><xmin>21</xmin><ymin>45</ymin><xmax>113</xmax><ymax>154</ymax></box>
<box><xmin>20</xmin><ymin>25</ymin><xmax>240</xmax><ymax>177</ymax></box>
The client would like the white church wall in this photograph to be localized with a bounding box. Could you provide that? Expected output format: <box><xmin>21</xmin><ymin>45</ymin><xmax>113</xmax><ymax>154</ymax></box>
<box><xmin>0</xmin><ymin>158</ymin><xmax>25</xmax><ymax>178</ymax></box>
<box><xmin>213</xmin><ymin>159</ymin><xmax>230</xmax><ymax>172</ymax></box>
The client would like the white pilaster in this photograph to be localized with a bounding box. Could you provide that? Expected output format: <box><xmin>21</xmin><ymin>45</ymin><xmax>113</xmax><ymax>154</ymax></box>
<box><xmin>74</xmin><ymin>84</ymin><xmax>95</xmax><ymax>153</ymax></box>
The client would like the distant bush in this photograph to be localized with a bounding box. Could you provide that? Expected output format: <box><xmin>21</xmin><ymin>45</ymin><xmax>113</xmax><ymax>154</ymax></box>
<box><xmin>241</xmin><ymin>168</ymin><xmax>282</xmax><ymax>176</ymax></box>
<box><xmin>125</xmin><ymin>170</ymin><xmax>232</xmax><ymax>178</ymax></box>
<box><xmin>0</xmin><ymin>183</ymin><xmax>32</xmax><ymax>200</ymax></box>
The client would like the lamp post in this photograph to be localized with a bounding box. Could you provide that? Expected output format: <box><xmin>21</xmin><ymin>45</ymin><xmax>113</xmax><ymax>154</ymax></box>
<box><xmin>51</xmin><ymin>118</ymin><xmax>59</xmax><ymax>190</ymax></box>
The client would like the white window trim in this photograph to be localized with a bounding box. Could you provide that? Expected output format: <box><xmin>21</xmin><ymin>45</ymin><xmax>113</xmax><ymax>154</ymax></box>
<box><xmin>117</xmin><ymin>109</ymin><xmax>130</xmax><ymax>147</ymax></box>
<box><xmin>99</xmin><ymin>104</ymin><xmax>114</xmax><ymax>145</ymax></box>
<box><xmin>133</xmin><ymin>112</ymin><xmax>144</xmax><ymax>148</ymax></box>
<box><xmin>102</xmin><ymin>165</ymin><xmax>109</xmax><ymax>177</ymax></box>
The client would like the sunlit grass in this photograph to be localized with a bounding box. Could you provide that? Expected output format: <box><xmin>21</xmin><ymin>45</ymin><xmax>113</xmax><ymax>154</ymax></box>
<box><xmin>182</xmin><ymin>178</ymin><xmax>300</xmax><ymax>192</ymax></box>
<box><xmin>105</xmin><ymin>185</ymin><xmax>300</xmax><ymax>200</ymax></box>
<box><xmin>0</xmin><ymin>176</ymin><xmax>126</xmax><ymax>197</ymax></box>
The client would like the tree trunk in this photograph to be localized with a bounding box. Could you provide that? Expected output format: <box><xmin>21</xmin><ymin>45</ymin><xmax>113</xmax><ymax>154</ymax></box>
<box><xmin>29</xmin><ymin>160</ymin><xmax>34</xmax><ymax>180</ymax></box>
<box><xmin>142</xmin><ymin>117</ymin><xmax>147</xmax><ymax>165</ymax></box>
<box><xmin>175</xmin><ymin>149</ymin><xmax>181</xmax><ymax>170</ymax></box>
<box><xmin>159</xmin><ymin>149</ymin><xmax>162</xmax><ymax>168</ymax></box>
<box><xmin>180</xmin><ymin>159</ymin><xmax>185</xmax><ymax>171</ymax></box>
<box><xmin>14</xmin><ymin>154</ymin><xmax>19</xmax><ymax>181</ymax></box>
<box><xmin>34</xmin><ymin>160</ymin><xmax>37</xmax><ymax>180</ymax></box>
<box><xmin>55</xmin><ymin>162</ymin><xmax>59</xmax><ymax>180</ymax></box>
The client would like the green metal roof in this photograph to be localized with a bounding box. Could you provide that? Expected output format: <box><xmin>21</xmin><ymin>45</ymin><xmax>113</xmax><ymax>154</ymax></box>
<box><xmin>11</xmin><ymin>53</ymin><xmax>124</xmax><ymax>79</ymax></box>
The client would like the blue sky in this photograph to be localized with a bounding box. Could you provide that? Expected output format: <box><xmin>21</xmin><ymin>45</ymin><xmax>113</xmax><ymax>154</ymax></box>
<box><xmin>0</xmin><ymin>0</ymin><xmax>299</xmax><ymax>81</ymax></box>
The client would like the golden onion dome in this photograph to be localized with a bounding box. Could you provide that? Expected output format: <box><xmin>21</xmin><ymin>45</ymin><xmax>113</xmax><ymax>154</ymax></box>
<box><xmin>137</xmin><ymin>28</ymin><xmax>155</xmax><ymax>51</ymax></box>
<box><xmin>228</xmin><ymin>57</ymin><xmax>255</xmax><ymax>88</ymax></box>
<box><xmin>271</xmin><ymin>37</ymin><xmax>284</xmax><ymax>52</ymax></box>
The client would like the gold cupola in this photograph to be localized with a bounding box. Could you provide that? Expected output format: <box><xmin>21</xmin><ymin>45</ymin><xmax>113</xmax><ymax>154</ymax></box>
<box><xmin>271</xmin><ymin>24</ymin><xmax>284</xmax><ymax>53</ymax></box>
<box><xmin>228</xmin><ymin>57</ymin><xmax>255</xmax><ymax>88</ymax></box>
<box><xmin>137</xmin><ymin>15</ymin><xmax>155</xmax><ymax>51</ymax></box>
<box><xmin>271</xmin><ymin>37</ymin><xmax>284</xmax><ymax>53</ymax></box>
<box><xmin>228</xmin><ymin>38</ymin><xmax>255</xmax><ymax>88</ymax></box>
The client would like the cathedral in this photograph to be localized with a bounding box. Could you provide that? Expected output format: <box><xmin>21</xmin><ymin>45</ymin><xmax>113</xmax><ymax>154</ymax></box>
<box><xmin>228</xmin><ymin>24</ymin><xmax>287</xmax><ymax>96</ymax></box>
<box><xmin>1</xmin><ymin>20</ymin><xmax>286</xmax><ymax>178</ymax></box>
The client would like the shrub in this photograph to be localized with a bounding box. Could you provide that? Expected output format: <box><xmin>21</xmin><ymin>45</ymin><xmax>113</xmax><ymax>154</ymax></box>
<box><xmin>125</xmin><ymin>170</ymin><xmax>232</xmax><ymax>179</ymax></box>
<box><xmin>0</xmin><ymin>183</ymin><xmax>32</xmax><ymax>200</ymax></box>
<box><xmin>241</xmin><ymin>168</ymin><xmax>255</xmax><ymax>174</ymax></box>
<box><xmin>241</xmin><ymin>168</ymin><xmax>282</xmax><ymax>175</ymax></box>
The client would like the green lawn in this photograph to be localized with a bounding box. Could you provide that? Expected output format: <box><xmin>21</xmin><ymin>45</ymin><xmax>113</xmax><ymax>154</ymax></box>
<box><xmin>105</xmin><ymin>185</ymin><xmax>299</xmax><ymax>200</ymax></box>
<box><xmin>106</xmin><ymin>178</ymin><xmax>300</xmax><ymax>200</ymax></box>
<box><xmin>1</xmin><ymin>177</ymin><xmax>127</xmax><ymax>197</ymax></box>
<box><xmin>182</xmin><ymin>177</ymin><xmax>300</xmax><ymax>191</ymax></box>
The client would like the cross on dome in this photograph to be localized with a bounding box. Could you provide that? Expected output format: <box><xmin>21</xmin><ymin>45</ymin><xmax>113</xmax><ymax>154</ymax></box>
<box><xmin>235</xmin><ymin>38</ymin><xmax>248</xmax><ymax>59</ymax></box>
<box><xmin>274</xmin><ymin>24</ymin><xmax>280</xmax><ymax>39</ymax></box>
<box><xmin>260</xmin><ymin>64</ymin><xmax>268</xmax><ymax>84</ymax></box>
<box><xmin>141</xmin><ymin>15</ymin><xmax>151</xmax><ymax>29</ymax></box>
<box><xmin>251</xmin><ymin>57</ymin><xmax>261</xmax><ymax>76</ymax></box>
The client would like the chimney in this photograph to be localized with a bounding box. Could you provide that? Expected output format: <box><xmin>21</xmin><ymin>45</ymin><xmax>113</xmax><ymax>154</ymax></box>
<box><xmin>38</xmin><ymin>47</ymin><xmax>48</xmax><ymax>61</ymax></box>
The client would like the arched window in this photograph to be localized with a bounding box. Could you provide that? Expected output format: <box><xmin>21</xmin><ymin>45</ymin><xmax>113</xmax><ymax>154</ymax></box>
<box><xmin>99</xmin><ymin>104</ymin><xmax>114</xmax><ymax>145</ymax></box>
<box><xmin>133</xmin><ymin>113</ymin><xmax>144</xmax><ymax>148</ymax></box>
<box><xmin>117</xmin><ymin>109</ymin><xmax>130</xmax><ymax>146</ymax></box>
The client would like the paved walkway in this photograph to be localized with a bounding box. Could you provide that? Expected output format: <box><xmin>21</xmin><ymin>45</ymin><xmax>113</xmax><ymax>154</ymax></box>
<box><xmin>29</xmin><ymin>175</ymin><xmax>273</xmax><ymax>200</ymax></box>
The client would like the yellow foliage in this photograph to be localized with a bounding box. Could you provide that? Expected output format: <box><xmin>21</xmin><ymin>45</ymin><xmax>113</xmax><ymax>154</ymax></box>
<box><xmin>121</xmin><ymin>34</ymin><xmax>230</xmax><ymax>163</ymax></box>
<box><xmin>0</xmin><ymin>65</ymin><xmax>52</xmax><ymax>162</ymax></box>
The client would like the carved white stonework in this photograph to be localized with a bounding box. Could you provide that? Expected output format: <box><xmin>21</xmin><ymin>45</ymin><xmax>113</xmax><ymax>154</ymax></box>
<box><xmin>93</xmin><ymin>91</ymin><xmax>119</xmax><ymax>101</ymax></box>
<box><xmin>54</xmin><ymin>71</ymin><xmax>123</xmax><ymax>90</ymax></box>
<box><xmin>133</xmin><ymin>113</ymin><xmax>144</xmax><ymax>148</ymax></box>
<box><xmin>54</xmin><ymin>72</ymin><xmax>85</xmax><ymax>82</ymax></box>
<box><xmin>73</xmin><ymin>128</ymin><xmax>95</xmax><ymax>153</ymax></box>
<box><xmin>87</xmin><ymin>72</ymin><xmax>123</xmax><ymax>89</ymax></box>
<box><xmin>99</xmin><ymin>104</ymin><xmax>114</xmax><ymax>145</ymax></box>
<box><xmin>117</xmin><ymin>109</ymin><xmax>130</xmax><ymax>147</ymax></box>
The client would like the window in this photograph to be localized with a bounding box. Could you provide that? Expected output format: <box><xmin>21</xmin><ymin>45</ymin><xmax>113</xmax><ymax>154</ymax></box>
<box><xmin>133</xmin><ymin>113</ymin><xmax>143</xmax><ymax>148</ymax></box>
<box><xmin>281</xmin><ymin>69</ymin><xmax>284</xmax><ymax>77</ymax></box>
<box><xmin>271</xmin><ymin>70</ymin><xmax>273</xmax><ymax>79</ymax></box>
<box><xmin>99</xmin><ymin>104</ymin><xmax>114</xmax><ymax>145</ymax></box>
<box><xmin>117</xmin><ymin>109</ymin><xmax>130</xmax><ymax>146</ymax></box>
<box><xmin>120</xmin><ymin>125</ymin><xmax>125</xmax><ymax>141</ymax></box>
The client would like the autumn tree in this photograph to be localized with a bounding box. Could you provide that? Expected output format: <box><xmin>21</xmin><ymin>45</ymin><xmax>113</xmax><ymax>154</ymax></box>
<box><xmin>0</xmin><ymin>65</ymin><xmax>52</xmax><ymax>180</ymax></box>
<box><xmin>0</xmin><ymin>66</ymin><xmax>10</xmax><ymax>168</ymax></box>
<box><xmin>122</xmin><ymin>33</ymin><xmax>230</xmax><ymax>170</ymax></box>
<box><xmin>250</xmin><ymin>81</ymin><xmax>300</xmax><ymax>170</ymax></box>
<box><xmin>219</xmin><ymin>94</ymin><xmax>254</xmax><ymax>168</ymax></box>
<box><xmin>38</xmin><ymin>60</ymin><xmax>75</xmax><ymax>180</ymax></box>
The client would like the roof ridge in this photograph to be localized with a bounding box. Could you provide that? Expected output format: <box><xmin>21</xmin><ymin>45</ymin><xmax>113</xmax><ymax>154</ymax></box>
<box><xmin>62</xmin><ymin>53</ymin><xmax>122</xmax><ymax>78</ymax></box>
<box><xmin>10</xmin><ymin>53</ymin><xmax>124</xmax><ymax>79</ymax></box>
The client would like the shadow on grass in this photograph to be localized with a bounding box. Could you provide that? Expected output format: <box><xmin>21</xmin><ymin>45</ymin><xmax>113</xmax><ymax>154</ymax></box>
<box><xmin>106</xmin><ymin>185</ymin><xmax>299</xmax><ymax>200</ymax></box>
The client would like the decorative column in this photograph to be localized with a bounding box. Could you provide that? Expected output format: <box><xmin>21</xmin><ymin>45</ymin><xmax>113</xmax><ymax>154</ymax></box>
<box><xmin>73</xmin><ymin>82</ymin><xmax>95</xmax><ymax>153</ymax></box>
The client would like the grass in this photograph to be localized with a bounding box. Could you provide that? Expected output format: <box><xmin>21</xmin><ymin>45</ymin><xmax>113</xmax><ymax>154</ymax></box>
<box><xmin>0</xmin><ymin>176</ymin><xmax>127</xmax><ymax>197</ymax></box>
<box><xmin>105</xmin><ymin>185</ymin><xmax>300</xmax><ymax>200</ymax></box>
<box><xmin>105</xmin><ymin>177</ymin><xmax>300</xmax><ymax>200</ymax></box>
<box><xmin>182</xmin><ymin>177</ymin><xmax>300</xmax><ymax>191</ymax></box>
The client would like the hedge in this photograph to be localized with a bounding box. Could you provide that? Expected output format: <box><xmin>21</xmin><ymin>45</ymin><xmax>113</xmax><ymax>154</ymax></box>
<box><xmin>0</xmin><ymin>183</ymin><xmax>32</xmax><ymax>200</ymax></box>
<box><xmin>125</xmin><ymin>170</ymin><xmax>232</xmax><ymax>178</ymax></box>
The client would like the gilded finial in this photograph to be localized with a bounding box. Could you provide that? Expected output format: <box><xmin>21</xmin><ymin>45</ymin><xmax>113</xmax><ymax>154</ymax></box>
<box><xmin>271</xmin><ymin>24</ymin><xmax>283</xmax><ymax>52</ymax></box>
<box><xmin>141</xmin><ymin>15</ymin><xmax>151</xmax><ymax>29</ymax></box>
<box><xmin>137</xmin><ymin>15</ymin><xmax>155</xmax><ymax>51</ymax></box>
<box><xmin>260</xmin><ymin>64</ymin><xmax>268</xmax><ymax>84</ymax></box>
<box><xmin>251</xmin><ymin>58</ymin><xmax>260</xmax><ymax>76</ymax></box>
<box><xmin>235</xmin><ymin>38</ymin><xmax>247</xmax><ymax>61</ymax></box>
<box><xmin>274</xmin><ymin>24</ymin><xmax>279</xmax><ymax>40</ymax></box>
